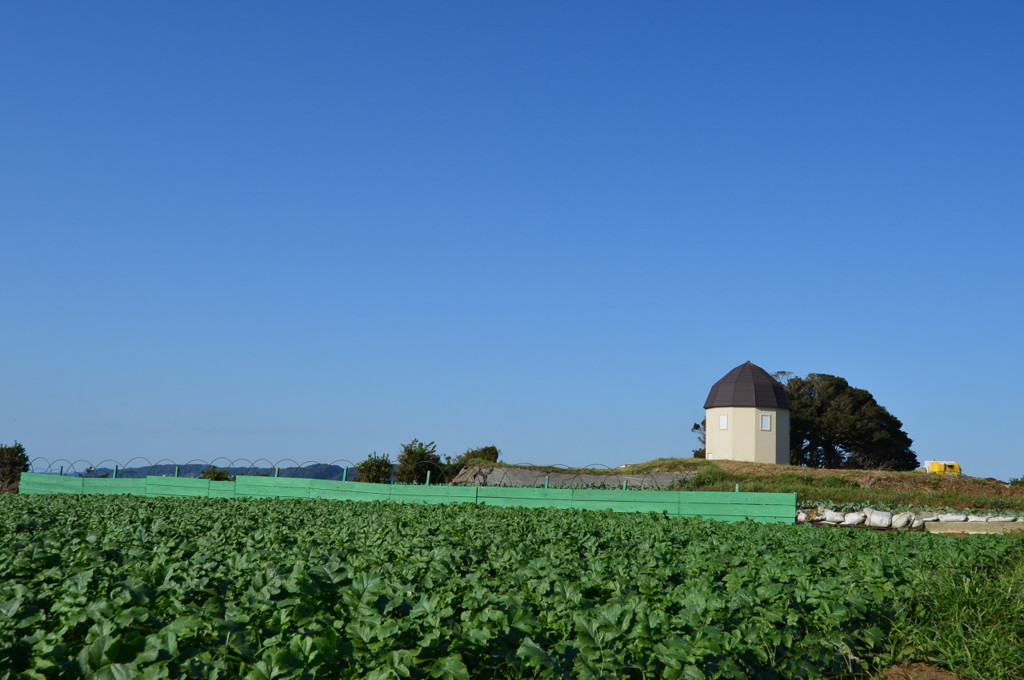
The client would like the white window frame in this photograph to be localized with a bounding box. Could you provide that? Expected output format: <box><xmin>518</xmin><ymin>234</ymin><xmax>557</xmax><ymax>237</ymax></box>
<box><xmin>761</xmin><ymin>414</ymin><xmax>772</xmax><ymax>431</ymax></box>
<box><xmin>719</xmin><ymin>414</ymin><xmax>728</xmax><ymax>430</ymax></box>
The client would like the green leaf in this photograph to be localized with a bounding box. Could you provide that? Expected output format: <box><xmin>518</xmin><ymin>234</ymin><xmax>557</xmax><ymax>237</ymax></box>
<box><xmin>428</xmin><ymin>655</ymin><xmax>469</xmax><ymax>680</ymax></box>
<box><xmin>516</xmin><ymin>637</ymin><xmax>553</xmax><ymax>667</ymax></box>
<box><xmin>162</xmin><ymin>616</ymin><xmax>204</xmax><ymax>634</ymax></box>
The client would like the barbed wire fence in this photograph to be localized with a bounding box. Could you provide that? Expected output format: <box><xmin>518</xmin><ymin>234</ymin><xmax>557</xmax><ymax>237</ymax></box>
<box><xmin>27</xmin><ymin>457</ymin><xmax>694</xmax><ymax>489</ymax></box>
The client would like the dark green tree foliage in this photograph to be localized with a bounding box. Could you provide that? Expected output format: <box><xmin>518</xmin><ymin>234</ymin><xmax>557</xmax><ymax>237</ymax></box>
<box><xmin>357</xmin><ymin>452</ymin><xmax>393</xmax><ymax>484</ymax></box>
<box><xmin>691</xmin><ymin>420</ymin><xmax>706</xmax><ymax>458</ymax></box>
<box><xmin>0</xmin><ymin>441</ymin><xmax>29</xmax><ymax>492</ymax></box>
<box><xmin>459</xmin><ymin>445</ymin><xmax>500</xmax><ymax>465</ymax></box>
<box><xmin>441</xmin><ymin>445</ymin><xmax>501</xmax><ymax>482</ymax></box>
<box><xmin>394</xmin><ymin>439</ymin><xmax>442</xmax><ymax>484</ymax></box>
<box><xmin>198</xmin><ymin>466</ymin><xmax>232</xmax><ymax>481</ymax></box>
<box><xmin>785</xmin><ymin>374</ymin><xmax>918</xmax><ymax>470</ymax></box>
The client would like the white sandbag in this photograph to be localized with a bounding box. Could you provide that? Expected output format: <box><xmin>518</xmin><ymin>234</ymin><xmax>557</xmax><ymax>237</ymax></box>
<box><xmin>864</xmin><ymin>508</ymin><xmax>893</xmax><ymax>528</ymax></box>
<box><xmin>823</xmin><ymin>510</ymin><xmax>847</xmax><ymax>523</ymax></box>
<box><xmin>891</xmin><ymin>512</ymin><xmax>914</xmax><ymax>529</ymax></box>
<box><xmin>841</xmin><ymin>512</ymin><xmax>865</xmax><ymax>526</ymax></box>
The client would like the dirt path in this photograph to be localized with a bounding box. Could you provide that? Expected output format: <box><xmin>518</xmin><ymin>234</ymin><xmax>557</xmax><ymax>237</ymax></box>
<box><xmin>877</xmin><ymin>662</ymin><xmax>966</xmax><ymax>680</ymax></box>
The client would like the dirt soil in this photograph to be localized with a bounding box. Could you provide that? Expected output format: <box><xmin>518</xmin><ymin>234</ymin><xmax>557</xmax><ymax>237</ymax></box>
<box><xmin>877</xmin><ymin>662</ymin><xmax>966</xmax><ymax>680</ymax></box>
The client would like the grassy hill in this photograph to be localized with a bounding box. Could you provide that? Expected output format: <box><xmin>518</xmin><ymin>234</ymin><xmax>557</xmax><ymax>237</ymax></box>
<box><xmin>492</xmin><ymin>458</ymin><xmax>1024</xmax><ymax>513</ymax></box>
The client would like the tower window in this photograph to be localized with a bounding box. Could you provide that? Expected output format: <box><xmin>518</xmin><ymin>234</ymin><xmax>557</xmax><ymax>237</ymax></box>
<box><xmin>761</xmin><ymin>414</ymin><xmax>772</xmax><ymax>431</ymax></box>
<box><xmin>719</xmin><ymin>414</ymin><xmax>728</xmax><ymax>429</ymax></box>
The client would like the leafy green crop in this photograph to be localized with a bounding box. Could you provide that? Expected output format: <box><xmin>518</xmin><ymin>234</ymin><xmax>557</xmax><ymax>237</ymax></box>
<box><xmin>0</xmin><ymin>495</ymin><xmax>1019</xmax><ymax>679</ymax></box>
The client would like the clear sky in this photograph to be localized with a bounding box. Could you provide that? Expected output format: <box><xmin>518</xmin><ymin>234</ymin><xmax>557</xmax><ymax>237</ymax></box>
<box><xmin>2</xmin><ymin>2</ymin><xmax>1022</xmax><ymax>480</ymax></box>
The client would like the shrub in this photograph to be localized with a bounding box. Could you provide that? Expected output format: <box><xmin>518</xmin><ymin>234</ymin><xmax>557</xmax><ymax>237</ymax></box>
<box><xmin>395</xmin><ymin>440</ymin><xmax>441</xmax><ymax>484</ymax></box>
<box><xmin>0</xmin><ymin>441</ymin><xmax>29</xmax><ymax>493</ymax></box>
<box><xmin>441</xmin><ymin>445</ymin><xmax>501</xmax><ymax>481</ymax></box>
<box><xmin>459</xmin><ymin>445</ymin><xmax>500</xmax><ymax>465</ymax></box>
<box><xmin>677</xmin><ymin>464</ymin><xmax>740</xmax><ymax>491</ymax></box>
<box><xmin>358</xmin><ymin>452</ymin><xmax>393</xmax><ymax>484</ymax></box>
<box><xmin>199</xmin><ymin>466</ymin><xmax>232</xmax><ymax>481</ymax></box>
<box><xmin>1009</xmin><ymin>476</ymin><xmax>1024</xmax><ymax>487</ymax></box>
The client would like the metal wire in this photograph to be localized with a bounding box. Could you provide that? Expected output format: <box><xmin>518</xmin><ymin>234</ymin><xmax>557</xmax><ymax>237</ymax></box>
<box><xmin>27</xmin><ymin>456</ymin><xmax>690</xmax><ymax>488</ymax></box>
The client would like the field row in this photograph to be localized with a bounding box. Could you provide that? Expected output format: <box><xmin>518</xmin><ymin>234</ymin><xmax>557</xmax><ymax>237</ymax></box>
<box><xmin>1</xmin><ymin>495</ymin><xmax>1020</xmax><ymax>679</ymax></box>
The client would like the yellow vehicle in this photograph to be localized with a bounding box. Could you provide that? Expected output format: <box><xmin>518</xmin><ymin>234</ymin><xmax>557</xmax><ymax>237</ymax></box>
<box><xmin>923</xmin><ymin>460</ymin><xmax>962</xmax><ymax>476</ymax></box>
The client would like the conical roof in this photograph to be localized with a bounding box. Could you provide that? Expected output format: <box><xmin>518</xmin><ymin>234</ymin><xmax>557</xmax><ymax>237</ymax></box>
<box><xmin>703</xmin><ymin>361</ymin><xmax>790</xmax><ymax>410</ymax></box>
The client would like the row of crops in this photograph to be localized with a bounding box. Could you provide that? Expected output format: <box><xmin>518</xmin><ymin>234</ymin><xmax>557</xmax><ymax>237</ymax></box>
<box><xmin>1</xmin><ymin>494</ymin><xmax>1020</xmax><ymax>679</ymax></box>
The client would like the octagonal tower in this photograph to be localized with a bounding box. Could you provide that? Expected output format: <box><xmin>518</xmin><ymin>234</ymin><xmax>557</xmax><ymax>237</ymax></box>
<box><xmin>704</xmin><ymin>361</ymin><xmax>791</xmax><ymax>465</ymax></box>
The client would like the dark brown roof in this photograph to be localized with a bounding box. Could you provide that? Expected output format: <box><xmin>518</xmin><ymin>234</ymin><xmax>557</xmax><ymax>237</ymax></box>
<box><xmin>703</xmin><ymin>361</ymin><xmax>791</xmax><ymax>410</ymax></box>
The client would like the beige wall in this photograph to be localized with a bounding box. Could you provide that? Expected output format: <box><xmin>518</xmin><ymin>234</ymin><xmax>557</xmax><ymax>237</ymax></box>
<box><xmin>706</xmin><ymin>407</ymin><xmax>790</xmax><ymax>465</ymax></box>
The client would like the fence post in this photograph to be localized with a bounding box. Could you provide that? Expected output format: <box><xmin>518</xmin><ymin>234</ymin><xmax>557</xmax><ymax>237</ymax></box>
<box><xmin>113</xmin><ymin>465</ymin><xmax>118</xmax><ymax>479</ymax></box>
<box><xmin>59</xmin><ymin>466</ymin><xmax>63</xmax><ymax>476</ymax></box>
<box><xmin>174</xmin><ymin>466</ymin><xmax>179</xmax><ymax>478</ymax></box>
<box><xmin>425</xmin><ymin>470</ymin><xmax>431</xmax><ymax>486</ymax></box>
<box><xmin>622</xmin><ymin>480</ymin><xmax>627</xmax><ymax>491</ymax></box>
<box><xmin>274</xmin><ymin>467</ymin><xmax>279</xmax><ymax>478</ymax></box>
<box><xmin>544</xmin><ymin>475</ymin><xmax>549</xmax><ymax>489</ymax></box>
<box><xmin>735</xmin><ymin>483</ymin><xmax>740</xmax><ymax>492</ymax></box>
<box><xmin>342</xmin><ymin>468</ymin><xmax>348</xmax><ymax>482</ymax></box>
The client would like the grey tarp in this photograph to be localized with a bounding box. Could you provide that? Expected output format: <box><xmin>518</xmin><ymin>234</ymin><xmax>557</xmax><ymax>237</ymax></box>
<box><xmin>451</xmin><ymin>465</ymin><xmax>694</xmax><ymax>489</ymax></box>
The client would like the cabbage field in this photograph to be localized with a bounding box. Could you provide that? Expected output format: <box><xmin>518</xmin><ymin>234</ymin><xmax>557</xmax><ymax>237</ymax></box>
<box><xmin>1</xmin><ymin>494</ymin><xmax>1020</xmax><ymax>679</ymax></box>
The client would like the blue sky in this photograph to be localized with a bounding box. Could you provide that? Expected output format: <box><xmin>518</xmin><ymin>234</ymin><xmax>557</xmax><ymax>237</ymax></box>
<box><xmin>2</xmin><ymin>2</ymin><xmax>1022</xmax><ymax>480</ymax></box>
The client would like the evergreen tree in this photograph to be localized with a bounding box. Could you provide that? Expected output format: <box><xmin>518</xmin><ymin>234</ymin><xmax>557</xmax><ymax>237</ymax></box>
<box><xmin>394</xmin><ymin>440</ymin><xmax>441</xmax><ymax>484</ymax></box>
<box><xmin>783</xmin><ymin>373</ymin><xmax>917</xmax><ymax>470</ymax></box>
<box><xmin>0</xmin><ymin>441</ymin><xmax>29</xmax><ymax>492</ymax></box>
